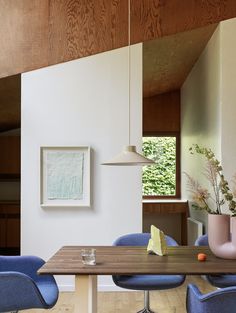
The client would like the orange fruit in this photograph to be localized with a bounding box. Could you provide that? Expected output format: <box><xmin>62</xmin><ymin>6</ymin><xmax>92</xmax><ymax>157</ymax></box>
<box><xmin>197</xmin><ymin>253</ymin><xmax>207</xmax><ymax>261</ymax></box>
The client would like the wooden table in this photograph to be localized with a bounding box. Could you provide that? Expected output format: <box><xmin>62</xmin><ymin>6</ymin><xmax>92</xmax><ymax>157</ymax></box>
<box><xmin>39</xmin><ymin>246</ymin><xmax>236</xmax><ymax>313</ymax></box>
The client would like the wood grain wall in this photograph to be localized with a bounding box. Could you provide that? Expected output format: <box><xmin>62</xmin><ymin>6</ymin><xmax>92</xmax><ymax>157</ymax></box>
<box><xmin>0</xmin><ymin>0</ymin><xmax>127</xmax><ymax>78</ymax></box>
<box><xmin>0</xmin><ymin>75</ymin><xmax>21</xmax><ymax>132</ymax></box>
<box><xmin>0</xmin><ymin>136</ymin><xmax>20</xmax><ymax>178</ymax></box>
<box><xmin>143</xmin><ymin>90</ymin><xmax>180</xmax><ymax>134</ymax></box>
<box><xmin>0</xmin><ymin>0</ymin><xmax>236</xmax><ymax>78</ymax></box>
<box><xmin>132</xmin><ymin>0</ymin><xmax>236</xmax><ymax>43</ymax></box>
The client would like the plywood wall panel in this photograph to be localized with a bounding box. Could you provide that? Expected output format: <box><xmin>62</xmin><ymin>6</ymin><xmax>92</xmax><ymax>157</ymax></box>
<box><xmin>0</xmin><ymin>0</ymin><xmax>128</xmax><ymax>78</ymax></box>
<box><xmin>132</xmin><ymin>0</ymin><xmax>236</xmax><ymax>44</ymax></box>
<box><xmin>143</xmin><ymin>24</ymin><xmax>217</xmax><ymax>97</ymax></box>
<box><xmin>0</xmin><ymin>0</ymin><xmax>49</xmax><ymax>78</ymax></box>
<box><xmin>48</xmin><ymin>0</ymin><xmax>127</xmax><ymax>65</ymax></box>
<box><xmin>143</xmin><ymin>91</ymin><xmax>180</xmax><ymax>133</ymax></box>
<box><xmin>0</xmin><ymin>137</ymin><xmax>20</xmax><ymax>177</ymax></box>
<box><xmin>0</xmin><ymin>75</ymin><xmax>21</xmax><ymax>132</ymax></box>
<box><xmin>0</xmin><ymin>0</ymin><xmax>236</xmax><ymax>78</ymax></box>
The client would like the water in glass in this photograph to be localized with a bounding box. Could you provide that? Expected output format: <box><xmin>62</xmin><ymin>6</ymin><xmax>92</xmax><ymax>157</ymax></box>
<box><xmin>81</xmin><ymin>249</ymin><xmax>96</xmax><ymax>265</ymax></box>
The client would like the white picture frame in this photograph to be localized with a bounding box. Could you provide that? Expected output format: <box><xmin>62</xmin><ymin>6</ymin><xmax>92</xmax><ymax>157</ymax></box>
<box><xmin>40</xmin><ymin>146</ymin><xmax>90</xmax><ymax>207</ymax></box>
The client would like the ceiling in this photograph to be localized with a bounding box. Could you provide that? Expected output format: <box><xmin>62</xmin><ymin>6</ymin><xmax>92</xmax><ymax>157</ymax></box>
<box><xmin>0</xmin><ymin>24</ymin><xmax>218</xmax><ymax>132</ymax></box>
<box><xmin>143</xmin><ymin>23</ymin><xmax>218</xmax><ymax>98</ymax></box>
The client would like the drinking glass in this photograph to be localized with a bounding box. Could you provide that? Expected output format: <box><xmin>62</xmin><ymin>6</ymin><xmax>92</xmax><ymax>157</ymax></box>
<box><xmin>81</xmin><ymin>248</ymin><xmax>96</xmax><ymax>265</ymax></box>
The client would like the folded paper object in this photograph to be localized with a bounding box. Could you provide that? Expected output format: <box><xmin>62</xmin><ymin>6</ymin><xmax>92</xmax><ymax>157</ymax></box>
<box><xmin>147</xmin><ymin>225</ymin><xmax>167</xmax><ymax>256</ymax></box>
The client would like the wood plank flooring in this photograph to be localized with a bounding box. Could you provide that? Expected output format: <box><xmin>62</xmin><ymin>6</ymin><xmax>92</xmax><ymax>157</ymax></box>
<box><xmin>23</xmin><ymin>276</ymin><xmax>216</xmax><ymax>313</ymax></box>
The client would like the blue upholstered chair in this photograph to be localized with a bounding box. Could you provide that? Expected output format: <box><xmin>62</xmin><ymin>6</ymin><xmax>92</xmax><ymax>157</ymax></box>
<box><xmin>112</xmin><ymin>233</ymin><xmax>185</xmax><ymax>313</ymax></box>
<box><xmin>186</xmin><ymin>284</ymin><xmax>236</xmax><ymax>313</ymax></box>
<box><xmin>195</xmin><ymin>234</ymin><xmax>236</xmax><ymax>288</ymax></box>
<box><xmin>0</xmin><ymin>255</ymin><xmax>59</xmax><ymax>312</ymax></box>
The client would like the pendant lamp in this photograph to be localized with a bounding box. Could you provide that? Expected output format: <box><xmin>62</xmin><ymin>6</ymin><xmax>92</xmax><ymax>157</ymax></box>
<box><xmin>102</xmin><ymin>0</ymin><xmax>154</xmax><ymax>166</ymax></box>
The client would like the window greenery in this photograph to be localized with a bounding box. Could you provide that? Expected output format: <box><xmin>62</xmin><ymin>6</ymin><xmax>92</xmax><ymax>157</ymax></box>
<box><xmin>142</xmin><ymin>137</ymin><xmax>176</xmax><ymax>196</ymax></box>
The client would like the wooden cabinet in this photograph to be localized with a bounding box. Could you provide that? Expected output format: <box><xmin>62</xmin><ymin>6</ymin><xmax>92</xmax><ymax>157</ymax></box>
<box><xmin>0</xmin><ymin>136</ymin><xmax>20</xmax><ymax>178</ymax></box>
<box><xmin>143</xmin><ymin>201</ymin><xmax>189</xmax><ymax>245</ymax></box>
<box><xmin>0</xmin><ymin>201</ymin><xmax>20</xmax><ymax>255</ymax></box>
<box><xmin>0</xmin><ymin>136</ymin><xmax>21</xmax><ymax>254</ymax></box>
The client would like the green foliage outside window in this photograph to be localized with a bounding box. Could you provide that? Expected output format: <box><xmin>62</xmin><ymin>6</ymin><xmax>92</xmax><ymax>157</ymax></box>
<box><xmin>142</xmin><ymin>137</ymin><xmax>176</xmax><ymax>196</ymax></box>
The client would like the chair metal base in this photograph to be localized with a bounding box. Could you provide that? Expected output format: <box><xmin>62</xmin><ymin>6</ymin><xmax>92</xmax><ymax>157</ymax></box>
<box><xmin>137</xmin><ymin>308</ymin><xmax>155</xmax><ymax>313</ymax></box>
<box><xmin>136</xmin><ymin>291</ymin><xmax>155</xmax><ymax>313</ymax></box>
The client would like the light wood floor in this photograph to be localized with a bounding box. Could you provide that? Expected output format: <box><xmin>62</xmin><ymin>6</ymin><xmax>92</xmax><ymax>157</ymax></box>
<box><xmin>23</xmin><ymin>276</ymin><xmax>216</xmax><ymax>313</ymax></box>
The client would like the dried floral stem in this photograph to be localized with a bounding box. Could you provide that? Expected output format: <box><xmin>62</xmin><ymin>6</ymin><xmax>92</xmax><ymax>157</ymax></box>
<box><xmin>204</xmin><ymin>161</ymin><xmax>221</xmax><ymax>213</ymax></box>
<box><xmin>187</xmin><ymin>144</ymin><xmax>236</xmax><ymax>216</ymax></box>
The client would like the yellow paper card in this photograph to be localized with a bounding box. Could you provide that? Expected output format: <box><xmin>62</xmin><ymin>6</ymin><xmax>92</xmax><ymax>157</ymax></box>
<box><xmin>147</xmin><ymin>225</ymin><xmax>167</xmax><ymax>256</ymax></box>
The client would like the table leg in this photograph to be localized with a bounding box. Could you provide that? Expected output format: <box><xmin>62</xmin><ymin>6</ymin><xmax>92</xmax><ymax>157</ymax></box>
<box><xmin>75</xmin><ymin>275</ymin><xmax>97</xmax><ymax>313</ymax></box>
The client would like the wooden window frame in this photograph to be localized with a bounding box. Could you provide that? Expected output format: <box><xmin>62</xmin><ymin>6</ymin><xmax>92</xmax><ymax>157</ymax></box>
<box><xmin>142</xmin><ymin>131</ymin><xmax>181</xmax><ymax>200</ymax></box>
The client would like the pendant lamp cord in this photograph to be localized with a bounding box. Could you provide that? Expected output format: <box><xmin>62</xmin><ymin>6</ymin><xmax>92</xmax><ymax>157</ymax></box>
<box><xmin>128</xmin><ymin>0</ymin><xmax>131</xmax><ymax>146</ymax></box>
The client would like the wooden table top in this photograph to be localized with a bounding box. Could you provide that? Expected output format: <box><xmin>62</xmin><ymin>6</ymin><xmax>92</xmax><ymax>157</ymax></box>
<box><xmin>38</xmin><ymin>246</ymin><xmax>236</xmax><ymax>276</ymax></box>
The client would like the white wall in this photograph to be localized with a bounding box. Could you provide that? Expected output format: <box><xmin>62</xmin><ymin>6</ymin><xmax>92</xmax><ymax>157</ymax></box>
<box><xmin>21</xmin><ymin>44</ymin><xmax>143</xmax><ymax>291</ymax></box>
<box><xmin>181</xmin><ymin>18</ymin><xmax>236</xmax><ymax>231</ymax></box>
<box><xmin>221</xmin><ymin>19</ymin><xmax>236</xmax><ymax>187</ymax></box>
<box><xmin>181</xmin><ymin>26</ymin><xmax>221</xmax><ymax>228</ymax></box>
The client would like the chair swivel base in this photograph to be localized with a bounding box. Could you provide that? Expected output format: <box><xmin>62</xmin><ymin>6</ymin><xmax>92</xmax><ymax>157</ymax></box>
<box><xmin>137</xmin><ymin>308</ymin><xmax>155</xmax><ymax>313</ymax></box>
<box><xmin>136</xmin><ymin>291</ymin><xmax>155</xmax><ymax>313</ymax></box>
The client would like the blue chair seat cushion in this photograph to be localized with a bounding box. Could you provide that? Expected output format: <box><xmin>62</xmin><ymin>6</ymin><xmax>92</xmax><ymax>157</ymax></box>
<box><xmin>195</xmin><ymin>235</ymin><xmax>236</xmax><ymax>288</ymax></box>
<box><xmin>207</xmin><ymin>275</ymin><xmax>236</xmax><ymax>288</ymax></box>
<box><xmin>113</xmin><ymin>274</ymin><xmax>185</xmax><ymax>291</ymax></box>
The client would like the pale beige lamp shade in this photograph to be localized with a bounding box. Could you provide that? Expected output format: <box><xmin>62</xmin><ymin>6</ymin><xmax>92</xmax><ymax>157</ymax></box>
<box><xmin>102</xmin><ymin>145</ymin><xmax>155</xmax><ymax>166</ymax></box>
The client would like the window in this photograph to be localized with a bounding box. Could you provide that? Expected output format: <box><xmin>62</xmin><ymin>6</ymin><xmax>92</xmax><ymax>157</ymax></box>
<box><xmin>142</xmin><ymin>135</ymin><xmax>180</xmax><ymax>198</ymax></box>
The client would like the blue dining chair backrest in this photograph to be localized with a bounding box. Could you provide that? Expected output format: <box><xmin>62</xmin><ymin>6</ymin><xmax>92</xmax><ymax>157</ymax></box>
<box><xmin>113</xmin><ymin>232</ymin><xmax>178</xmax><ymax>247</ymax></box>
<box><xmin>195</xmin><ymin>234</ymin><xmax>208</xmax><ymax>246</ymax></box>
<box><xmin>187</xmin><ymin>284</ymin><xmax>236</xmax><ymax>313</ymax></box>
<box><xmin>0</xmin><ymin>255</ymin><xmax>59</xmax><ymax>312</ymax></box>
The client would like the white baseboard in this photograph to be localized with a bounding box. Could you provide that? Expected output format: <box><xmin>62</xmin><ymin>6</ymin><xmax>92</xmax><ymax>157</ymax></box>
<box><xmin>98</xmin><ymin>285</ymin><xmax>134</xmax><ymax>292</ymax></box>
<box><xmin>58</xmin><ymin>284</ymin><xmax>134</xmax><ymax>292</ymax></box>
<box><xmin>58</xmin><ymin>284</ymin><xmax>75</xmax><ymax>292</ymax></box>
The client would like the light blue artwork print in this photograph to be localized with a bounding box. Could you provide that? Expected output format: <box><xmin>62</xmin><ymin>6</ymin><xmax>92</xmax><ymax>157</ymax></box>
<box><xmin>46</xmin><ymin>151</ymin><xmax>84</xmax><ymax>200</ymax></box>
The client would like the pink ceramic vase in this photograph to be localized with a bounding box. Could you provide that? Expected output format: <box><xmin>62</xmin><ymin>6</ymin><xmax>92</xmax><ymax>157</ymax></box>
<box><xmin>208</xmin><ymin>214</ymin><xmax>236</xmax><ymax>259</ymax></box>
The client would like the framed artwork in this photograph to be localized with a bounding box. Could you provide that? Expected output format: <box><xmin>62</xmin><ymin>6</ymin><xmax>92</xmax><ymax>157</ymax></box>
<box><xmin>40</xmin><ymin>146</ymin><xmax>90</xmax><ymax>207</ymax></box>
